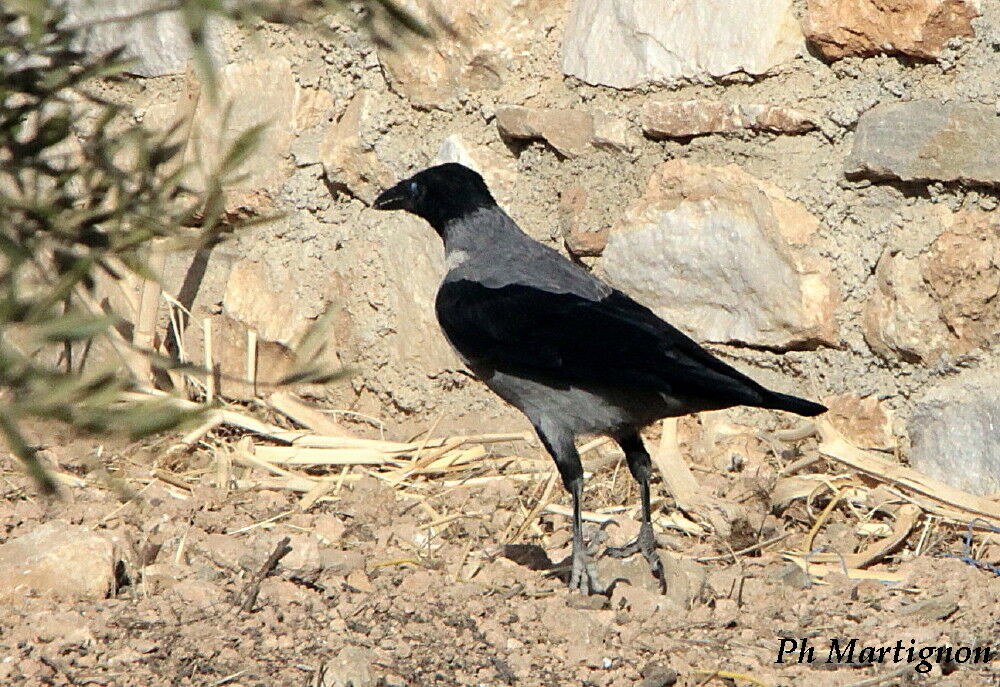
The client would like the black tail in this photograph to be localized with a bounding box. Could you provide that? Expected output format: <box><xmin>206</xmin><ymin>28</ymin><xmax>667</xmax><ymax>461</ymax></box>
<box><xmin>762</xmin><ymin>391</ymin><xmax>827</xmax><ymax>417</ymax></box>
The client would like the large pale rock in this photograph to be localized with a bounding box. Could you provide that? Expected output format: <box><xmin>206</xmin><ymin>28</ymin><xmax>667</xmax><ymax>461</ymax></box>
<box><xmin>924</xmin><ymin>212</ymin><xmax>1000</xmax><ymax>350</ymax></box>
<box><xmin>863</xmin><ymin>249</ymin><xmax>950</xmax><ymax>363</ymax></box>
<box><xmin>0</xmin><ymin>522</ymin><xmax>117</xmax><ymax>600</ymax></box>
<box><xmin>320</xmin><ymin>92</ymin><xmax>394</xmax><ymax>204</ymax></box>
<box><xmin>212</xmin><ymin>258</ymin><xmax>343</xmax><ymax>399</ymax></box>
<box><xmin>378</xmin><ymin>0</ymin><xmax>562</xmax><ymax>108</ymax></box>
<box><xmin>64</xmin><ymin>0</ymin><xmax>225</xmax><ymax>77</ymax></box>
<box><xmin>847</xmin><ymin>101</ymin><xmax>1000</xmax><ymax>186</ymax></box>
<box><xmin>643</xmin><ymin>100</ymin><xmax>817</xmax><ymax>139</ymax></box>
<box><xmin>495</xmin><ymin>106</ymin><xmax>594</xmax><ymax>158</ymax></box>
<box><xmin>223</xmin><ymin>260</ymin><xmax>311</xmax><ymax>345</ymax></box>
<box><xmin>434</xmin><ymin>134</ymin><xmax>518</xmax><ymax>203</ymax></box>
<box><xmin>562</xmin><ymin>0</ymin><xmax>803</xmax><ymax>89</ymax></box>
<box><xmin>380</xmin><ymin>219</ymin><xmax>460</xmax><ymax>375</ymax></box>
<box><xmin>204</xmin><ymin>314</ymin><xmax>297</xmax><ymax>400</ymax></box>
<box><xmin>293</xmin><ymin>87</ymin><xmax>335</xmax><ymax>132</ymax></box>
<box><xmin>864</xmin><ymin>210</ymin><xmax>1000</xmax><ymax>363</ymax></box>
<box><xmin>185</xmin><ymin>58</ymin><xmax>297</xmax><ymax>201</ymax></box>
<box><xmin>803</xmin><ymin>0</ymin><xmax>977</xmax><ymax>60</ymax></box>
<box><xmin>909</xmin><ymin>373</ymin><xmax>1000</xmax><ymax>496</ymax></box>
<box><xmin>600</xmin><ymin>161</ymin><xmax>837</xmax><ymax>350</ymax></box>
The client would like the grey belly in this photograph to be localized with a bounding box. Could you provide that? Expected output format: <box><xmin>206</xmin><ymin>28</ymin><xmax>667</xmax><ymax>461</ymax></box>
<box><xmin>478</xmin><ymin>367</ymin><xmax>688</xmax><ymax>437</ymax></box>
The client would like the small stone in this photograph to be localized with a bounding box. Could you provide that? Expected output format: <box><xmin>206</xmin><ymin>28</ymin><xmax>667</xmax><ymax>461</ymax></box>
<box><xmin>638</xmin><ymin>662</ymin><xmax>678</xmax><ymax>687</ymax></box>
<box><xmin>774</xmin><ymin>562</ymin><xmax>812</xmax><ymax>590</ymax></box>
<box><xmin>560</xmin><ymin>183</ymin><xmax>608</xmax><ymax>257</ymax></box>
<box><xmin>566</xmin><ymin>594</ymin><xmax>608</xmax><ymax>610</ymax></box>
<box><xmin>592</xmin><ymin>112</ymin><xmax>639</xmax><ymax>153</ymax></box>
<box><xmin>897</xmin><ymin>594</ymin><xmax>959</xmax><ymax>621</ymax></box>
<box><xmin>847</xmin><ymin>101</ymin><xmax>1000</xmax><ymax>186</ymax></box>
<box><xmin>313</xmin><ymin>515</ymin><xmax>346</xmax><ymax>545</ymax></box>
<box><xmin>281</xmin><ymin>534</ymin><xmax>323</xmax><ymax>574</ymax></box>
<box><xmin>322</xmin><ymin>550</ymin><xmax>366</xmax><ymax>577</ymax></box>
<box><xmin>496</xmin><ymin>105</ymin><xmax>594</xmax><ymax>158</ymax></box>
<box><xmin>321</xmin><ymin>646</ymin><xmax>376</xmax><ymax>687</ymax></box>
<box><xmin>642</xmin><ymin>100</ymin><xmax>817</xmax><ymax>139</ymax></box>
<box><xmin>346</xmin><ymin>569</ymin><xmax>373</xmax><ymax>592</ymax></box>
<box><xmin>643</xmin><ymin>100</ymin><xmax>742</xmax><ymax>138</ymax></box>
<box><xmin>0</xmin><ymin>521</ymin><xmax>117</xmax><ymax>601</ymax></box>
<box><xmin>824</xmin><ymin>394</ymin><xmax>895</xmax><ymax>451</ymax></box>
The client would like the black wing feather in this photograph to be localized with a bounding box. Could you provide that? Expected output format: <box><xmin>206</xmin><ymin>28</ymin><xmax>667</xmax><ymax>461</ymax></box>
<box><xmin>435</xmin><ymin>279</ymin><xmax>769</xmax><ymax>408</ymax></box>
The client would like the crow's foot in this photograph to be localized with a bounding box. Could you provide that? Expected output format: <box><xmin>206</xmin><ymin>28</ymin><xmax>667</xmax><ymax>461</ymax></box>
<box><xmin>569</xmin><ymin>549</ymin><xmax>606</xmax><ymax>595</ymax></box>
<box><xmin>603</xmin><ymin>521</ymin><xmax>665</xmax><ymax>593</ymax></box>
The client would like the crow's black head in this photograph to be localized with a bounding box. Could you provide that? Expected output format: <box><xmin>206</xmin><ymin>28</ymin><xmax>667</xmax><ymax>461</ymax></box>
<box><xmin>372</xmin><ymin>163</ymin><xmax>496</xmax><ymax>233</ymax></box>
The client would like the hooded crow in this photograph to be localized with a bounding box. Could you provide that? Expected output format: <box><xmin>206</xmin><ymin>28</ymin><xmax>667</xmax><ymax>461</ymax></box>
<box><xmin>374</xmin><ymin>162</ymin><xmax>826</xmax><ymax>594</ymax></box>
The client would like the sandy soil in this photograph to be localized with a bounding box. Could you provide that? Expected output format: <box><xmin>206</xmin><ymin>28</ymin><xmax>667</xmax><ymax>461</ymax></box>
<box><xmin>0</xmin><ymin>421</ymin><xmax>997</xmax><ymax>687</ymax></box>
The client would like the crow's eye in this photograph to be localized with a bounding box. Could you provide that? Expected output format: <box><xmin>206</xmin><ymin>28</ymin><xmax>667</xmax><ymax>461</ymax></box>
<box><xmin>409</xmin><ymin>181</ymin><xmax>419</xmax><ymax>195</ymax></box>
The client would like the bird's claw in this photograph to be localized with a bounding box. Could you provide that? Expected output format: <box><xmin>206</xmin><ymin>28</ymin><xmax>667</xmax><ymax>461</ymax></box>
<box><xmin>569</xmin><ymin>550</ymin><xmax>606</xmax><ymax>595</ymax></box>
<box><xmin>603</xmin><ymin>539</ymin><xmax>641</xmax><ymax>559</ymax></box>
<box><xmin>603</xmin><ymin>522</ymin><xmax>666</xmax><ymax>593</ymax></box>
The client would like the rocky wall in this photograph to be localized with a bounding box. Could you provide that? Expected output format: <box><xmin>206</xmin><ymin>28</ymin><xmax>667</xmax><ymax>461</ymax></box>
<box><xmin>73</xmin><ymin>0</ymin><xmax>1000</xmax><ymax>492</ymax></box>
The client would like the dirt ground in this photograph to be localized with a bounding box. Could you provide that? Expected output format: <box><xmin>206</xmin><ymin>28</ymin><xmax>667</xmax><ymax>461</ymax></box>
<box><xmin>1</xmin><ymin>417</ymin><xmax>997</xmax><ymax>687</ymax></box>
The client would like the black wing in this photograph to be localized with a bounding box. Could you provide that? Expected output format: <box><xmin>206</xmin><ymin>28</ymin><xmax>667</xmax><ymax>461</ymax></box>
<box><xmin>435</xmin><ymin>279</ymin><xmax>770</xmax><ymax>408</ymax></box>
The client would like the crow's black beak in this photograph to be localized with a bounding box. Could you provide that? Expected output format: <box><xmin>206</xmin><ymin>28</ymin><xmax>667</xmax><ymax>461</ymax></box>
<box><xmin>372</xmin><ymin>181</ymin><xmax>410</xmax><ymax>211</ymax></box>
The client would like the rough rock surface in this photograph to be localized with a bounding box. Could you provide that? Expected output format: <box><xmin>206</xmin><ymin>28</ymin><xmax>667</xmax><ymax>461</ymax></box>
<box><xmin>3</xmin><ymin>441</ymin><xmax>995</xmax><ymax>687</ymax></box>
<box><xmin>64</xmin><ymin>0</ymin><xmax>225</xmax><ymax>77</ymax></box>
<box><xmin>642</xmin><ymin>100</ymin><xmax>818</xmax><ymax>139</ymax></box>
<box><xmin>847</xmin><ymin>101</ymin><xmax>1000</xmax><ymax>186</ymax></box>
<box><xmin>377</xmin><ymin>0</ymin><xmax>562</xmax><ymax>108</ymax></box>
<box><xmin>337</xmin><ymin>212</ymin><xmax>464</xmax><ymax>416</ymax></box>
<box><xmin>600</xmin><ymin>161</ymin><xmax>838</xmax><ymax>350</ymax></box>
<box><xmin>223</xmin><ymin>260</ymin><xmax>312</xmax><ymax>345</ymax></box>
<box><xmin>863</xmin><ymin>249</ymin><xmax>951</xmax><ymax>364</ymax></box>
<box><xmin>320</xmin><ymin>92</ymin><xmax>394</xmax><ymax>204</ymax></box>
<box><xmin>864</xmin><ymin>210</ymin><xmax>1000</xmax><ymax>363</ymax></box>
<box><xmin>909</xmin><ymin>372</ymin><xmax>1000</xmax><ymax>496</ymax></box>
<box><xmin>592</xmin><ymin>112</ymin><xmax>639</xmax><ymax>153</ymax></box>
<box><xmin>0</xmin><ymin>521</ymin><xmax>116</xmax><ymax>601</ymax></box>
<box><xmin>56</xmin><ymin>0</ymin><xmax>1000</xmax><ymax>441</ymax></box>
<box><xmin>322</xmin><ymin>646</ymin><xmax>377</xmax><ymax>687</ymax></box>
<box><xmin>559</xmin><ymin>183</ymin><xmax>608</xmax><ymax>257</ymax></box>
<box><xmin>803</xmin><ymin>0</ymin><xmax>978</xmax><ymax>60</ymax></box>
<box><xmin>184</xmin><ymin>58</ymin><xmax>296</xmax><ymax>201</ymax></box>
<box><xmin>495</xmin><ymin>106</ymin><xmax>595</xmax><ymax>158</ymax></box>
<box><xmin>206</xmin><ymin>314</ymin><xmax>297</xmax><ymax>400</ymax></box>
<box><xmin>435</xmin><ymin>134</ymin><xmax>518</xmax><ymax>204</ymax></box>
<box><xmin>824</xmin><ymin>394</ymin><xmax>895</xmax><ymax>451</ymax></box>
<box><xmin>561</xmin><ymin>0</ymin><xmax>803</xmax><ymax>88</ymax></box>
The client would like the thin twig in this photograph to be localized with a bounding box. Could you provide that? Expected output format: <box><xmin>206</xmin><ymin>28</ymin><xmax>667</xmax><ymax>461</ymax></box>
<box><xmin>840</xmin><ymin>663</ymin><xmax>914</xmax><ymax>687</ymax></box>
<box><xmin>238</xmin><ymin>536</ymin><xmax>292</xmax><ymax>612</ymax></box>
<box><xmin>694</xmin><ymin>532</ymin><xmax>791</xmax><ymax>563</ymax></box>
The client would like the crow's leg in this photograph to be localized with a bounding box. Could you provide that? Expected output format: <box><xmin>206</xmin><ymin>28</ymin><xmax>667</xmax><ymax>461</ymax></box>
<box><xmin>535</xmin><ymin>423</ymin><xmax>603</xmax><ymax>594</ymax></box>
<box><xmin>604</xmin><ymin>432</ymin><xmax>665</xmax><ymax>592</ymax></box>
